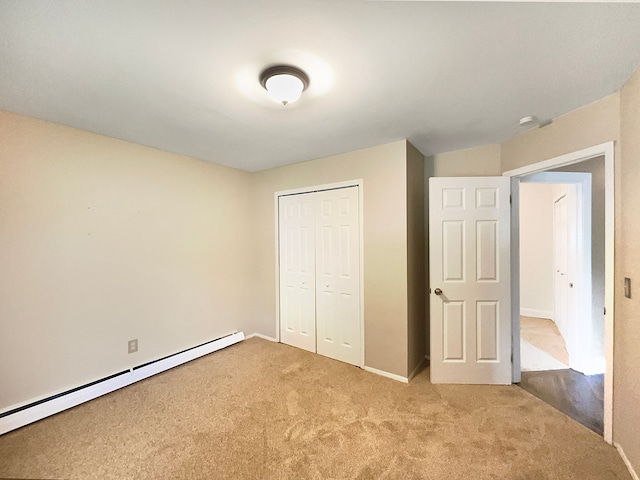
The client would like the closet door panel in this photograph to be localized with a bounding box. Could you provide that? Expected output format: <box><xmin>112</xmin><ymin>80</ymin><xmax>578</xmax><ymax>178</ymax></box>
<box><xmin>279</xmin><ymin>193</ymin><xmax>316</xmax><ymax>352</ymax></box>
<box><xmin>315</xmin><ymin>187</ymin><xmax>361</xmax><ymax>366</ymax></box>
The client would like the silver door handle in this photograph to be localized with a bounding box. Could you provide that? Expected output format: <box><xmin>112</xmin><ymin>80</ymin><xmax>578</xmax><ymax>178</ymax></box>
<box><xmin>434</xmin><ymin>288</ymin><xmax>443</xmax><ymax>295</ymax></box>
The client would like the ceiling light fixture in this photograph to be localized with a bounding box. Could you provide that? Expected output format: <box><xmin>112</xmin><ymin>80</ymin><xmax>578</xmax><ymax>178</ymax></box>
<box><xmin>259</xmin><ymin>65</ymin><xmax>309</xmax><ymax>106</ymax></box>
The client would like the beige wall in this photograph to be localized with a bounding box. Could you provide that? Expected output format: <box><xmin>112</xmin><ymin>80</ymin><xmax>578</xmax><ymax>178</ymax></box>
<box><xmin>406</xmin><ymin>142</ymin><xmax>425</xmax><ymax>375</ymax></box>
<box><xmin>519</xmin><ymin>183</ymin><xmax>555</xmax><ymax>317</ymax></box>
<box><xmin>426</xmin><ymin>143</ymin><xmax>501</xmax><ymax>177</ymax></box>
<box><xmin>0</xmin><ymin>118</ymin><xmax>422</xmax><ymax>411</ymax></box>
<box><xmin>251</xmin><ymin>141</ymin><xmax>411</xmax><ymax>377</ymax></box>
<box><xmin>616</xmin><ymin>66</ymin><xmax>640</xmax><ymax>471</ymax></box>
<box><xmin>0</xmin><ymin>110</ymin><xmax>254</xmax><ymax>411</ymax></box>
<box><xmin>423</xmin><ymin>157</ymin><xmax>431</xmax><ymax>356</ymax></box>
<box><xmin>501</xmin><ymin>93</ymin><xmax>620</xmax><ymax>172</ymax></box>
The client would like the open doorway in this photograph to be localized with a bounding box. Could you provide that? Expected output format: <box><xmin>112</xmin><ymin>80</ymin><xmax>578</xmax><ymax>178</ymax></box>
<box><xmin>517</xmin><ymin>164</ymin><xmax>605</xmax><ymax>435</ymax></box>
<box><xmin>506</xmin><ymin>142</ymin><xmax>614</xmax><ymax>443</ymax></box>
<box><xmin>519</xmin><ymin>181</ymin><xmax>574</xmax><ymax>373</ymax></box>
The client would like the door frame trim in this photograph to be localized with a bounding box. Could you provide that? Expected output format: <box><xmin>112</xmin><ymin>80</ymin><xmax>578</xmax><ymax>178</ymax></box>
<box><xmin>503</xmin><ymin>141</ymin><xmax>614</xmax><ymax>444</ymax></box>
<box><xmin>274</xmin><ymin>179</ymin><xmax>365</xmax><ymax>368</ymax></box>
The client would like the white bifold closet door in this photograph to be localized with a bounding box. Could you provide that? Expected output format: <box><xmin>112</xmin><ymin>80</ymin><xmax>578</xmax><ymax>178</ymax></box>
<box><xmin>279</xmin><ymin>192</ymin><xmax>317</xmax><ymax>353</ymax></box>
<box><xmin>279</xmin><ymin>186</ymin><xmax>361</xmax><ymax>366</ymax></box>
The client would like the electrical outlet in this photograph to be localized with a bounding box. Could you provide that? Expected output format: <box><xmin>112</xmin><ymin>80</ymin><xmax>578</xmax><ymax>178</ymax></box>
<box><xmin>128</xmin><ymin>339</ymin><xmax>138</xmax><ymax>354</ymax></box>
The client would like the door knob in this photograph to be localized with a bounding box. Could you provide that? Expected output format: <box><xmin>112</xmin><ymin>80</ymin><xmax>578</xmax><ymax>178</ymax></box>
<box><xmin>434</xmin><ymin>288</ymin><xmax>443</xmax><ymax>295</ymax></box>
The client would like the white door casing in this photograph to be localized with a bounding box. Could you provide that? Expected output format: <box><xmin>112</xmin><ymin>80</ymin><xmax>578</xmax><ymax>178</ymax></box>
<box><xmin>315</xmin><ymin>187</ymin><xmax>361</xmax><ymax>366</ymax></box>
<box><xmin>429</xmin><ymin>177</ymin><xmax>512</xmax><ymax>384</ymax></box>
<box><xmin>278</xmin><ymin>192</ymin><xmax>316</xmax><ymax>353</ymax></box>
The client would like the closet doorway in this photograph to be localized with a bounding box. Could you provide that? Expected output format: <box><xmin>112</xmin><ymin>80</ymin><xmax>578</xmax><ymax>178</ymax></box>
<box><xmin>276</xmin><ymin>181</ymin><xmax>364</xmax><ymax>367</ymax></box>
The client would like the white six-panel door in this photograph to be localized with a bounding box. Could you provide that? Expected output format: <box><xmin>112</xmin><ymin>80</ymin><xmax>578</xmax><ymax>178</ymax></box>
<box><xmin>429</xmin><ymin>177</ymin><xmax>512</xmax><ymax>384</ymax></box>
<box><xmin>315</xmin><ymin>187</ymin><xmax>361</xmax><ymax>366</ymax></box>
<box><xmin>278</xmin><ymin>186</ymin><xmax>361</xmax><ymax>366</ymax></box>
<box><xmin>279</xmin><ymin>193</ymin><xmax>317</xmax><ymax>353</ymax></box>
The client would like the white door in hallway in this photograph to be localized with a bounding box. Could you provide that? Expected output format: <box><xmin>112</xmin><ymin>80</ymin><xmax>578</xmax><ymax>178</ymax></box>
<box><xmin>553</xmin><ymin>194</ymin><xmax>569</xmax><ymax>344</ymax></box>
<box><xmin>279</xmin><ymin>192</ymin><xmax>316</xmax><ymax>353</ymax></box>
<box><xmin>553</xmin><ymin>189</ymin><xmax>583</xmax><ymax>368</ymax></box>
<box><xmin>315</xmin><ymin>187</ymin><xmax>361</xmax><ymax>366</ymax></box>
<box><xmin>429</xmin><ymin>177</ymin><xmax>512</xmax><ymax>384</ymax></box>
<box><xmin>278</xmin><ymin>186</ymin><xmax>361</xmax><ymax>366</ymax></box>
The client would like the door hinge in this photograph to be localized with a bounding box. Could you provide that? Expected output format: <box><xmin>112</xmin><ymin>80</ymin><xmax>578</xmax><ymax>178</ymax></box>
<box><xmin>509</xmin><ymin>195</ymin><xmax>512</xmax><ymax>206</ymax></box>
<box><xmin>510</xmin><ymin>352</ymin><xmax>513</xmax><ymax>364</ymax></box>
<box><xmin>604</xmin><ymin>307</ymin><xmax>606</xmax><ymax>315</ymax></box>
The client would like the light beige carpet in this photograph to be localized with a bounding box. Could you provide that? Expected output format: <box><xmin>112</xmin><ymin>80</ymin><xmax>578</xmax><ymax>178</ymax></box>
<box><xmin>0</xmin><ymin>338</ymin><xmax>630</xmax><ymax>480</ymax></box>
<box><xmin>520</xmin><ymin>316</ymin><xmax>569</xmax><ymax>371</ymax></box>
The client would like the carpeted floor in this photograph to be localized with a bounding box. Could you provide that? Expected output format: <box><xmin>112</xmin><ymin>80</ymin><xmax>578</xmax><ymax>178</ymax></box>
<box><xmin>0</xmin><ymin>338</ymin><xmax>631</xmax><ymax>479</ymax></box>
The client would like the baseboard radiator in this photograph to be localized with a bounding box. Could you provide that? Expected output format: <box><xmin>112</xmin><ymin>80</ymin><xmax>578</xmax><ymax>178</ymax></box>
<box><xmin>0</xmin><ymin>331</ymin><xmax>245</xmax><ymax>436</ymax></box>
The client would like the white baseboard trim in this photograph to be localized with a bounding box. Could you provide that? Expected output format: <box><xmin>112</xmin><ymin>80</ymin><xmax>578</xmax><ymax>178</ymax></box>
<box><xmin>0</xmin><ymin>331</ymin><xmax>245</xmax><ymax>436</ymax></box>
<box><xmin>245</xmin><ymin>332</ymin><xmax>278</xmax><ymax>342</ymax></box>
<box><xmin>408</xmin><ymin>357</ymin><xmax>428</xmax><ymax>381</ymax></box>
<box><xmin>616</xmin><ymin>443</ymin><xmax>640</xmax><ymax>480</ymax></box>
<box><xmin>520</xmin><ymin>308</ymin><xmax>554</xmax><ymax>320</ymax></box>
<box><xmin>364</xmin><ymin>366</ymin><xmax>409</xmax><ymax>384</ymax></box>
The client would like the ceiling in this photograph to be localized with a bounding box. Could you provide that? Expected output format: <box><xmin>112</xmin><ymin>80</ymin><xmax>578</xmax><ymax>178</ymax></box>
<box><xmin>2</xmin><ymin>1</ymin><xmax>640</xmax><ymax>172</ymax></box>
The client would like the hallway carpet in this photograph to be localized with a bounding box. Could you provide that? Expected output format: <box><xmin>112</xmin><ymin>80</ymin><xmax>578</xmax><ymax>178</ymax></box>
<box><xmin>0</xmin><ymin>338</ymin><xmax>631</xmax><ymax>479</ymax></box>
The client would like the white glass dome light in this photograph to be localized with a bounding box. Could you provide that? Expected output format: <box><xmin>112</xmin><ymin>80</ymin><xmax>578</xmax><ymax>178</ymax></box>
<box><xmin>265</xmin><ymin>74</ymin><xmax>304</xmax><ymax>105</ymax></box>
<box><xmin>260</xmin><ymin>66</ymin><xmax>309</xmax><ymax>106</ymax></box>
